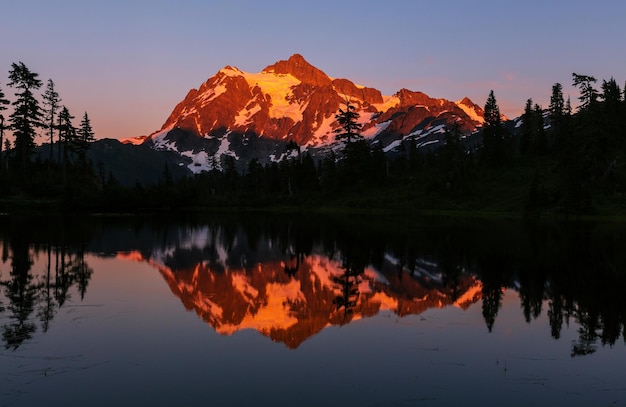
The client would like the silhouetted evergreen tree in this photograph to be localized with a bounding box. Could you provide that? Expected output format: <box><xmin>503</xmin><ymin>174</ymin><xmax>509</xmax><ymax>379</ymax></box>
<box><xmin>568</xmin><ymin>73</ymin><xmax>624</xmax><ymax>190</ymax></box>
<box><xmin>548</xmin><ymin>83</ymin><xmax>565</xmax><ymax>121</ymax></box>
<box><xmin>533</xmin><ymin>104</ymin><xmax>547</xmax><ymax>155</ymax></box>
<box><xmin>334</xmin><ymin>98</ymin><xmax>362</xmax><ymax>145</ymax></box>
<box><xmin>519</xmin><ymin>98</ymin><xmax>534</xmax><ymax>156</ymax></box>
<box><xmin>559</xmin><ymin>74</ymin><xmax>600</xmax><ymax>212</ymax></box>
<box><xmin>42</xmin><ymin>79</ymin><xmax>61</xmax><ymax>161</ymax></box>
<box><xmin>57</xmin><ymin>106</ymin><xmax>76</xmax><ymax>167</ymax></box>
<box><xmin>564</xmin><ymin>95</ymin><xmax>571</xmax><ymax>113</ymax></box>
<box><xmin>0</xmin><ymin>83</ymin><xmax>9</xmax><ymax>169</ymax></box>
<box><xmin>481</xmin><ymin>90</ymin><xmax>508</xmax><ymax>166</ymax></box>
<box><xmin>548</xmin><ymin>83</ymin><xmax>565</xmax><ymax>150</ymax></box>
<box><xmin>74</xmin><ymin>111</ymin><xmax>95</xmax><ymax>165</ymax></box>
<box><xmin>572</xmin><ymin>73</ymin><xmax>598</xmax><ymax>111</ymax></box>
<box><xmin>7</xmin><ymin>62</ymin><xmax>43</xmax><ymax>173</ymax></box>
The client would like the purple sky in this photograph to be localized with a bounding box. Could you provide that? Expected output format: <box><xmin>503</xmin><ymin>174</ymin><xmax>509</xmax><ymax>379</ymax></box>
<box><xmin>1</xmin><ymin>0</ymin><xmax>624</xmax><ymax>140</ymax></box>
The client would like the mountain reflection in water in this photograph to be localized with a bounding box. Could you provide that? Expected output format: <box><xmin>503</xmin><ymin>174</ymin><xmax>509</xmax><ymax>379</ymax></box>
<box><xmin>1</xmin><ymin>213</ymin><xmax>626</xmax><ymax>358</ymax></box>
<box><xmin>119</xmin><ymin>250</ymin><xmax>481</xmax><ymax>348</ymax></box>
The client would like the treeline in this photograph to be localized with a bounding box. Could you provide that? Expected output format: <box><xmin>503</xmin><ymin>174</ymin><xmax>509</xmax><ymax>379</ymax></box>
<box><xmin>0</xmin><ymin>62</ymin><xmax>97</xmax><ymax>204</ymax></box>
<box><xmin>1</xmin><ymin>64</ymin><xmax>626</xmax><ymax>216</ymax></box>
<box><xmin>119</xmin><ymin>72</ymin><xmax>626</xmax><ymax>216</ymax></box>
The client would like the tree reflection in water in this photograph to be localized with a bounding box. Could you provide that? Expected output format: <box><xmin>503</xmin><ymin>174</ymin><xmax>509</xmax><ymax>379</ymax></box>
<box><xmin>1</xmin><ymin>214</ymin><xmax>625</xmax><ymax>357</ymax></box>
<box><xmin>0</xmin><ymin>217</ymin><xmax>94</xmax><ymax>349</ymax></box>
<box><xmin>331</xmin><ymin>261</ymin><xmax>364</xmax><ymax>324</ymax></box>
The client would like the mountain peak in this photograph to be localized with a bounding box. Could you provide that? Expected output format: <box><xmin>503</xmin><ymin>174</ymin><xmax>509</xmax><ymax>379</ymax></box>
<box><xmin>143</xmin><ymin>55</ymin><xmax>490</xmax><ymax>174</ymax></box>
<box><xmin>262</xmin><ymin>54</ymin><xmax>331</xmax><ymax>86</ymax></box>
<box><xmin>458</xmin><ymin>96</ymin><xmax>475</xmax><ymax>107</ymax></box>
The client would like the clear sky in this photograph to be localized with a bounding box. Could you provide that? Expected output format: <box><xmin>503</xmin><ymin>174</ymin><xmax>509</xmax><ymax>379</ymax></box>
<box><xmin>1</xmin><ymin>0</ymin><xmax>624</xmax><ymax>140</ymax></box>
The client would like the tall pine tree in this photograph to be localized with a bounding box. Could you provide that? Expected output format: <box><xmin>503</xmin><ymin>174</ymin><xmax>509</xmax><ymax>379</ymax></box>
<box><xmin>42</xmin><ymin>79</ymin><xmax>61</xmax><ymax>162</ymax></box>
<box><xmin>57</xmin><ymin>105</ymin><xmax>76</xmax><ymax>167</ymax></box>
<box><xmin>74</xmin><ymin>111</ymin><xmax>95</xmax><ymax>165</ymax></box>
<box><xmin>334</xmin><ymin>98</ymin><xmax>367</xmax><ymax>184</ymax></box>
<box><xmin>334</xmin><ymin>98</ymin><xmax>363</xmax><ymax>145</ymax></box>
<box><xmin>533</xmin><ymin>104</ymin><xmax>546</xmax><ymax>155</ymax></box>
<box><xmin>572</xmin><ymin>73</ymin><xmax>598</xmax><ymax>112</ymax></box>
<box><xmin>0</xmin><ymin>83</ymin><xmax>10</xmax><ymax>168</ymax></box>
<box><xmin>519</xmin><ymin>98</ymin><xmax>534</xmax><ymax>156</ymax></box>
<box><xmin>481</xmin><ymin>90</ymin><xmax>507</xmax><ymax>166</ymax></box>
<box><xmin>548</xmin><ymin>83</ymin><xmax>565</xmax><ymax>151</ymax></box>
<box><xmin>8</xmin><ymin>62</ymin><xmax>43</xmax><ymax>173</ymax></box>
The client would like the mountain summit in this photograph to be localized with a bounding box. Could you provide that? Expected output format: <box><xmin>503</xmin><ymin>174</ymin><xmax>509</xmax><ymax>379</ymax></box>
<box><xmin>124</xmin><ymin>54</ymin><xmax>487</xmax><ymax>173</ymax></box>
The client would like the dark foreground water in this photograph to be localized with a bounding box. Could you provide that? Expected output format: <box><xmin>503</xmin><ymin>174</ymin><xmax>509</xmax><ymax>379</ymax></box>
<box><xmin>0</xmin><ymin>213</ymin><xmax>625</xmax><ymax>406</ymax></box>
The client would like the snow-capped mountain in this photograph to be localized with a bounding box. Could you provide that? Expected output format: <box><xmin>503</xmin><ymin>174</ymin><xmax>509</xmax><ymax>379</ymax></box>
<box><xmin>123</xmin><ymin>54</ymin><xmax>487</xmax><ymax>173</ymax></box>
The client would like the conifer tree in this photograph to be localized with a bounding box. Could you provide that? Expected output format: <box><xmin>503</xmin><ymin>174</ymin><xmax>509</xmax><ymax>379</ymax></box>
<box><xmin>7</xmin><ymin>62</ymin><xmax>43</xmax><ymax>172</ymax></box>
<box><xmin>598</xmin><ymin>78</ymin><xmax>623</xmax><ymax>173</ymax></box>
<box><xmin>481</xmin><ymin>90</ymin><xmax>507</xmax><ymax>166</ymax></box>
<box><xmin>334</xmin><ymin>98</ymin><xmax>363</xmax><ymax>145</ymax></box>
<box><xmin>534</xmin><ymin>104</ymin><xmax>546</xmax><ymax>155</ymax></box>
<box><xmin>562</xmin><ymin>74</ymin><xmax>601</xmax><ymax>212</ymax></box>
<box><xmin>548</xmin><ymin>83</ymin><xmax>565</xmax><ymax>151</ymax></box>
<box><xmin>600</xmin><ymin>78</ymin><xmax>622</xmax><ymax>111</ymax></box>
<box><xmin>0</xmin><ymin>84</ymin><xmax>9</xmax><ymax>168</ymax></box>
<box><xmin>548</xmin><ymin>83</ymin><xmax>565</xmax><ymax>119</ymax></box>
<box><xmin>572</xmin><ymin>73</ymin><xmax>598</xmax><ymax>112</ymax></box>
<box><xmin>42</xmin><ymin>79</ymin><xmax>61</xmax><ymax>161</ymax></box>
<box><xmin>519</xmin><ymin>98</ymin><xmax>534</xmax><ymax>156</ymax></box>
<box><xmin>74</xmin><ymin>111</ymin><xmax>95</xmax><ymax>164</ymax></box>
<box><xmin>334</xmin><ymin>98</ymin><xmax>367</xmax><ymax>184</ymax></box>
<box><xmin>57</xmin><ymin>106</ymin><xmax>76</xmax><ymax>166</ymax></box>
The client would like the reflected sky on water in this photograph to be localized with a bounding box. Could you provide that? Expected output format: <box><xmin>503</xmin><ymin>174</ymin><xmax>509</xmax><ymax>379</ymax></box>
<box><xmin>1</xmin><ymin>214</ymin><xmax>625</xmax><ymax>406</ymax></box>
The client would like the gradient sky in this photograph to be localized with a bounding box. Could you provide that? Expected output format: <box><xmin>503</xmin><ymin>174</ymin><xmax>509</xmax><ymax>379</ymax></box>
<box><xmin>1</xmin><ymin>0</ymin><xmax>624</xmax><ymax>140</ymax></box>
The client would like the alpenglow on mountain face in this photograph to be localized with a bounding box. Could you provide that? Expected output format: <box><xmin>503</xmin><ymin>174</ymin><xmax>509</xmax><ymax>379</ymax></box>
<box><xmin>123</xmin><ymin>54</ymin><xmax>486</xmax><ymax>173</ymax></box>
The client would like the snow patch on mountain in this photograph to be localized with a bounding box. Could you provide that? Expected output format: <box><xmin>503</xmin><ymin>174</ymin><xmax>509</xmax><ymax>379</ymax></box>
<box><xmin>234</xmin><ymin>104</ymin><xmax>262</xmax><ymax>127</ymax></box>
<box><xmin>383</xmin><ymin>139</ymin><xmax>403</xmax><ymax>153</ymax></box>
<box><xmin>120</xmin><ymin>135</ymin><xmax>148</xmax><ymax>145</ymax></box>
<box><xmin>362</xmin><ymin>120</ymin><xmax>392</xmax><ymax>138</ymax></box>
<box><xmin>373</xmin><ymin>95</ymin><xmax>400</xmax><ymax>112</ymax></box>
<box><xmin>215</xmin><ymin>132</ymin><xmax>239</xmax><ymax>165</ymax></box>
<box><xmin>151</xmin><ymin>125</ymin><xmax>177</xmax><ymax>151</ymax></box>
<box><xmin>181</xmin><ymin>150</ymin><xmax>210</xmax><ymax>174</ymax></box>
<box><xmin>241</xmin><ymin>71</ymin><xmax>303</xmax><ymax>121</ymax></box>
<box><xmin>306</xmin><ymin>114</ymin><xmax>337</xmax><ymax>147</ymax></box>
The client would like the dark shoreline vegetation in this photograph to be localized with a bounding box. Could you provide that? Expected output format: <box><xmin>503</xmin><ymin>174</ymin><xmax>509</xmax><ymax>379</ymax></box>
<box><xmin>1</xmin><ymin>63</ymin><xmax>625</xmax><ymax>218</ymax></box>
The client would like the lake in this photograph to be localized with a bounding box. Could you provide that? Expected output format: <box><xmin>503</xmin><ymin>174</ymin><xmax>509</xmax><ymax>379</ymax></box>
<box><xmin>1</xmin><ymin>213</ymin><xmax>625</xmax><ymax>406</ymax></box>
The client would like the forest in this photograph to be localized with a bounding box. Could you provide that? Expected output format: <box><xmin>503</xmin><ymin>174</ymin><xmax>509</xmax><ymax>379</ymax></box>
<box><xmin>1</xmin><ymin>62</ymin><xmax>625</xmax><ymax>217</ymax></box>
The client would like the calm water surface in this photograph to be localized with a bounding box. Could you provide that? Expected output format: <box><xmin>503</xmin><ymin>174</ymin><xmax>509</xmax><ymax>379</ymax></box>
<box><xmin>0</xmin><ymin>214</ymin><xmax>625</xmax><ymax>406</ymax></box>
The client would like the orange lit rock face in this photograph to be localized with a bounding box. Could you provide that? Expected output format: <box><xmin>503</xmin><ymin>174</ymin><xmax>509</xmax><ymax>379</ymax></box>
<box><xmin>263</xmin><ymin>53</ymin><xmax>332</xmax><ymax>87</ymax></box>
<box><xmin>150</xmin><ymin>54</ymin><xmax>485</xmax><ymax>147</ymax></box>
<box><xmin>119</xmin><ymin>251</ymin><xmax>482</xmax><ymax>349</ymax></box>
